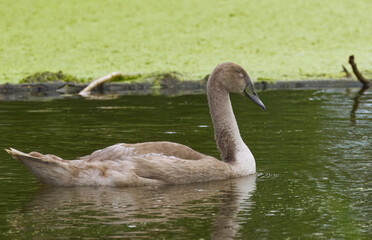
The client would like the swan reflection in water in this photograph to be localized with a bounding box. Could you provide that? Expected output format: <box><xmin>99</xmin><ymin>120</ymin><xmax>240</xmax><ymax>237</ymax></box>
<box><xmin>7</xmin><ymin>175</ymin><xmax>256</xmax><ymax>239</ymax></box>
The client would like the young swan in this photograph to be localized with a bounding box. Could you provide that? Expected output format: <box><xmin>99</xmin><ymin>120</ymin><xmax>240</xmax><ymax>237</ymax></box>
<box><xmin>5</xmin><ymin>62</ymin><xmax>265</xmax><ymax>187</ymax></box>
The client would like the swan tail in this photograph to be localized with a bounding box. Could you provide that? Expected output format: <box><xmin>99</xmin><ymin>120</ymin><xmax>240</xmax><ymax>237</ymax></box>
<box><xmin>6</xmin><ymin>148</ymin><xmax>58</xmax><ymax>163</ymax></box>
<box><xmin>4</xmin><ymin>148</ymin><xmax>77</xmax><ymax>185</ymax></box>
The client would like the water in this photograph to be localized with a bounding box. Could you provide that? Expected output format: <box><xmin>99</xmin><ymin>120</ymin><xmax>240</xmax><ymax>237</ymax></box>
<box><xmin>0</xmin><ymin>89</ymin><xmax>371</xmax><ymax>239</ymax></box>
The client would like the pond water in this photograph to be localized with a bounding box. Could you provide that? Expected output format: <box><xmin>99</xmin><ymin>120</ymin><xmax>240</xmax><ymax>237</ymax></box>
<box><xmin>0</xmin><ymin>89</ymin><xmax>371</xmax><ymax>239</ymax></box>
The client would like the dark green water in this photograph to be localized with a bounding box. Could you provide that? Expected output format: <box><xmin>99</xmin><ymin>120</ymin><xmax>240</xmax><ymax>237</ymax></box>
<box><xmin>0</xmin><ymin>89</ymin><xmax>371</xmax><ymax>239</ymax></box>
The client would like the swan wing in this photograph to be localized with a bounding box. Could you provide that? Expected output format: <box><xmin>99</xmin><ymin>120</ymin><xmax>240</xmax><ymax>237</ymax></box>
<box><xmin>131</xmin><ymin>155</ymin><xmax>233</xmax><ymax>184</ymax></box>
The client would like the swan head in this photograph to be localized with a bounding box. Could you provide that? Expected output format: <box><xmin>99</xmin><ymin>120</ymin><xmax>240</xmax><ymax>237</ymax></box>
<box><xmin>211</xmin><ymin>62</ymin><xmax>266</xmax><ymax>110</ymax></box>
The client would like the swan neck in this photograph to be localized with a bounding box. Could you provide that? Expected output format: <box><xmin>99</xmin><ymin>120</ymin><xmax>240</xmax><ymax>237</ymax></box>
<box><xmin>207</xmin><ymin>80</ymin><xmax>244</xmax><ymax>162</ymax></box>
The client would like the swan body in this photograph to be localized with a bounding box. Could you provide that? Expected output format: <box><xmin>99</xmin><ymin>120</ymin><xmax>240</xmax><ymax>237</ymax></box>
<box><xmin>6</xmin><ymin>62</ymin><xmax>265</xmax><ymax>187</ymax></box>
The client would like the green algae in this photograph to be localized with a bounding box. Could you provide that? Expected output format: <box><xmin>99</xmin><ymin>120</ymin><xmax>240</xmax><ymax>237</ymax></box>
<box><xmin>1</xmin><ymin>0</ymin><xmax>372</xmax><ymax>83</ymax></box>
<box><xmin>20</xmin><ymin>71</ymin><xmax>83</xmax><ymax>83</ymax></box>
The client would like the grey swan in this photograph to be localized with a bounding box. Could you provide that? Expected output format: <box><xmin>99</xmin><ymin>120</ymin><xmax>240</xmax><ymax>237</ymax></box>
<box><xmin>5</xmin><ymin>62</ymin><xmax>265</xmax><ymax>186</ymax></box>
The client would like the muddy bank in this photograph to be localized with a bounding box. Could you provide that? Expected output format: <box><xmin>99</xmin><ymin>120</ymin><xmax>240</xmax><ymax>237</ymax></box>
<box><xmin>0</xmin><ymin>79</ymin><xmax>363</xmax><ymax>101</ymax></box>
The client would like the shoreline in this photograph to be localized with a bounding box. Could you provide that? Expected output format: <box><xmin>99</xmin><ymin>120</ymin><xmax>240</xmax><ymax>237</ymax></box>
<box><xmin>0</xmin><ymin>79</ymin><xmax>364</xmax><ymax>101</ymax></box>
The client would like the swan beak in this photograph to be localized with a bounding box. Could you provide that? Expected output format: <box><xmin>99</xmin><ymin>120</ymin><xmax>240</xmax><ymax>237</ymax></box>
<box><xmin>243</xmin><ymin>85</ymin><xmax>266</xmax><ymax>110</ymax></box>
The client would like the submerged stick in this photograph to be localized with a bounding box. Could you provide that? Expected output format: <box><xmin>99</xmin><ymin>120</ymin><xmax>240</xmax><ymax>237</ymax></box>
<box><xmin>342</xmin><ymin>65</ymin><xmax>352</xmax><ymax>78</ymax></box>
<box><xmin>78</xmin><ymin>72</ymin><xmax>124</xmax><ymax>96</ymax></box>
<box><xmin>348</xmin><ymin>55</ymin><xmax>370</xmax><ymax>87</ymax></box>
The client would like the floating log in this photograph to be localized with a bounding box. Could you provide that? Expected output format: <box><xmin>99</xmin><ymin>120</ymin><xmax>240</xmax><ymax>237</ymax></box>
<box><xmin>78</xmin><ymin>72</ymin><xmax>124</xmax><ymax>96</ymax></box>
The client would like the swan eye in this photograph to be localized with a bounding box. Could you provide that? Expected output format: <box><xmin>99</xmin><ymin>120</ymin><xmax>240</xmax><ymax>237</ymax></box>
<box><xmin>239</xmin><ymin>73</ymin><xmax>244</xmax><ymax>78</ymax></box>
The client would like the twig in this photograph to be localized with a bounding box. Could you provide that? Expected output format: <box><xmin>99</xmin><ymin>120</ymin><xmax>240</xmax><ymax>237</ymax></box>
<box><xmin>78</xmin><ymin>72</ymin><xmax>124</xmax><ymax>96</ymax></box>
<box><xmin>342</xmin><ymin>65</ymin><xmax>352</xmax><ymax>78</ymax></box>
<box><xmin>348</xmin><ymin>55</ymin><xmax>370</xmax><ymax>87</ymax></box>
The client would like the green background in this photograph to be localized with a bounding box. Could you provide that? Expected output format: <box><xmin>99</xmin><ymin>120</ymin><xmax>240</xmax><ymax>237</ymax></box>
<box><xmin>1</xmin><ymin>0</ymin><xmax>372</xmax><ymax>83</ymax></box>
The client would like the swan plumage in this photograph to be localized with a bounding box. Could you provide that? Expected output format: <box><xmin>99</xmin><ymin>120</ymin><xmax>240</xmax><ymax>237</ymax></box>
<box><xmin>5</xmin><ymin>62</ymin><xmax>265</xmax><ymax>186</ymax></box>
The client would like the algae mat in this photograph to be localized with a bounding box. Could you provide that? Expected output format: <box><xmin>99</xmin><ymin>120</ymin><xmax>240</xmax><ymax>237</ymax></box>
<box><xmin>1</xmin><ymin>0</ymin><xmax>372</xmax><ymax>83</ymax></box>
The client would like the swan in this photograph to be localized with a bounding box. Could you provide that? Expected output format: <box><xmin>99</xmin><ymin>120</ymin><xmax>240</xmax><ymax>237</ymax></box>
<box><xmin>5</xmin><ymin>62</ymin><xmax>265</xmax><ymax>186</ymax></box>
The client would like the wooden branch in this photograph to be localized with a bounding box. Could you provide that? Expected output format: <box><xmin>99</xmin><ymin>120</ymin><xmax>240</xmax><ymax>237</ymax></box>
<box><xmin>348</xmin><ymin>55</ymin><xmax>370</xmax><ymax>87</ymax></box>
<box><xmin>78</xmin><ymin>72</ymin><xmax>124</xmax><ymax>96</ymax></box>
